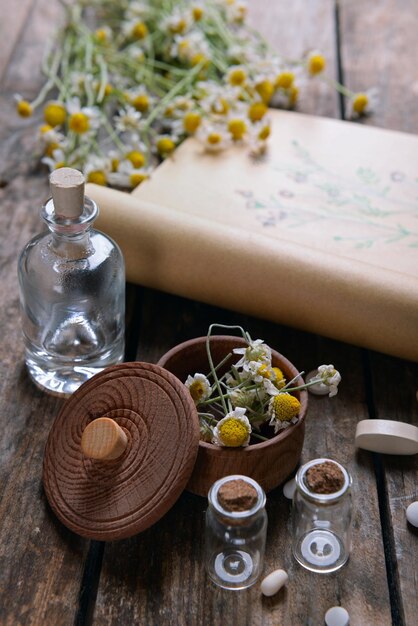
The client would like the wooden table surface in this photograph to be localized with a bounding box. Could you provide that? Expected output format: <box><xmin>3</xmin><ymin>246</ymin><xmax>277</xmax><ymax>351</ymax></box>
<box><xmin>1</xmin><ymin>1</ymin><xmax>417</xmax><ymax>625</ymax></box>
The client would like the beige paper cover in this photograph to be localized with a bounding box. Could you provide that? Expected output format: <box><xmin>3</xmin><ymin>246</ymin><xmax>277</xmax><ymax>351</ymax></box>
<box><xmin>86</xmin><ymin>110</ymin><xmax>418</xmax><ymax>361</ymax></box>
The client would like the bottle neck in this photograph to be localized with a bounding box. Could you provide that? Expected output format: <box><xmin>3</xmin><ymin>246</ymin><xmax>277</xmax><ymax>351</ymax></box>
<box><xmin>42</xmin><ymin>195</ymin><xmax>99</xmax><ymax>237</ymax></box>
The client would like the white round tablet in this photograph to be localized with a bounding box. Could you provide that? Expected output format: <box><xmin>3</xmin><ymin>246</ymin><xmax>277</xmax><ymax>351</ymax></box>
<box><xmin>283</xmin><ymin>477</ymin><xmax>296</xmax><ymax>500</ymax></box>
<box><xmin>406</xmin><ymin>501</ymin><xmax>418</xmax><ymax>527</ymax></box>
<box><xmin>325</xmin><ymin>606</ymin><xmax>349</xmax><ymax>626</ymax></box>
<box><xmin>355</xmin><ymin>420</ymin><xmax>418</xmax><ymax>455</ymax></box>
<box><xmin>260</xmin><ymin>569</ymin><xmax>288</xmax><ymax>596</ymax></box>
<box><xmin>306</xmin><ymin>369</ymin><xmax>329</xmax><ymax>396</ymax></box>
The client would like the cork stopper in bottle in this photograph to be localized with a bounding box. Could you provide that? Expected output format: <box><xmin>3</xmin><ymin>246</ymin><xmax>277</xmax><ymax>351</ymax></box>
<box><xmin>50</xmin><ymin>167</ymin><xmax>85</xmax><ymax>218</ymax></box>
<box><xmin>218</xmin><ymin>478</ymin><xmax>258</xmax><ymax>512</ymax></box>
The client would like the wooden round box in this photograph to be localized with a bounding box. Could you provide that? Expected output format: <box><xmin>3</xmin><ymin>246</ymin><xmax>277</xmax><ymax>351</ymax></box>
<box><xmin>157</xmin><ymin>336</ymin><xmax>308</xmax><ymax>497</ymax></box>
<box><xmin>43</xmin><ymin>338</ymin><xmax>307</xmax><ymax>540</ymax></box>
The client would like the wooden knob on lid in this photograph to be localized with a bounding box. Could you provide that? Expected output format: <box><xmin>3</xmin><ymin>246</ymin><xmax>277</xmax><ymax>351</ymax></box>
<box><xmin>81</xmin><ymin>417</ymin><xmax>128</xmax><ymax>461</ymax></box>
<box><xmin>50</xmin><ymin>167</ymin><xmax>85</xmax><ymax>218</ymax></box>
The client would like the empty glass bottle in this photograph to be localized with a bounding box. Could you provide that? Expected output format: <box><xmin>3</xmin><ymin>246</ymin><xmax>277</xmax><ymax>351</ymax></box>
<box><xmin>18</xmin><ymin>168</ymin><xmax>125</xmax><ymax>397</ymax></box>
<box><xmin>205</xmin><ymin>474</ymin><xmax>267</xmax><ymax>590</ymax></box>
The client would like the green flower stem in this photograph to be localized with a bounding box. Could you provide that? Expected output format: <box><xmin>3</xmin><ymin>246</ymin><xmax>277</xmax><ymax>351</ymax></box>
<box><xmin>322</xmin><ymin>75</ymin><xmax>354</xmax><ymax>98</ymax></box>
<box><xmin>206</xmin><ymin>325</ymin><xmax>228</xmax><ymax>414</ymax></box>
<box><xmin>206</xmin><ymin>352</ymin><xmax>233</xmax><ymax>379</ymax></box>
<box><xmin>141</xmin><ymin>62</ymin><xmax>204</xmax><ymax>129</ymax></box>
<box><xmin>251</xmin><ymin>432</ymin><xmax>269</xmax><ymax>442</ymax></box>
<box><xmin>101</xmin><ymin>117</ymin><xmax>126</xmax><ymax>152</ymax></box>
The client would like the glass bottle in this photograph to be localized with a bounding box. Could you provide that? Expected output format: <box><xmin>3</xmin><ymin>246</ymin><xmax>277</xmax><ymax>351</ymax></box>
<box><xmin>292</xmin><ymin>458</ymin><xmax>353</xmax><ymax>573</ymax></box>
<box><xmin>205</xmin><ymin>474</ymin><xmax>267</xmax><ymax>590</ymax></box>
<box><xmin>18</xmin><ymin>168</ymin><xmax>125</xmax><ymax>397</ymax></box>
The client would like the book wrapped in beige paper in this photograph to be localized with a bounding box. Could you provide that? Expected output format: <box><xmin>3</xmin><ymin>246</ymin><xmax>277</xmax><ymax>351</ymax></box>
<box><xmin>86</xmin><ymin>110</ymin><xmax>418</xmax><ymax>361</ymax></box>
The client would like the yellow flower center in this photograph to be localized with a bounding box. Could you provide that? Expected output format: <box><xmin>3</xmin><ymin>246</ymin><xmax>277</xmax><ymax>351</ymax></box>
<box><xmin>111</xmin><ymin>158</ymin><xmax>119</xmax><ymax>172</ymax></box>
<box><xmin>228</xmin><ymin>68</ymin><xmax>247</xmax><ymax>86</ymax></box>
<box><xmin>218</xmin><ymin>418</ymin><xmax>249</xmax><ymax>447</ymax></box>
<box><xmin>40</xmin><ymin>124</ymin><xmax>53</xmax><ymax>135</ymax></box>
<box><xmin>156</xmin><ymin>137</ymin><xmax>176</xmax><ymax>155</ymax></box>
<box><xmin>17</xmin><ymin>100</ymin><xmax>33</xmax><ymax>118</ymax></box>
<box><xmin>289</xmin><ymin>85</ymin><xmax>299</xmax><ymax>107</ymax></box>
<box><xmin>272</xmin><ymin>367</ymin><xmax>286</xmax><ymax>388</ymax></box>
<box><xmin>103</xmin><ymin>84</ymin><xmax>113</xmax><ymax>97</ymax></box>
<box><xmin>131</xmin><ymin>21</ymin><xmax>148</xmax><ymax>39</ymax></box>
<box><xmin>353</xmin><ymin>93</ymin><xmax>369</xmax><ymax>114</ymax></box>
<box><xmin>248</xmin><ymin>101</ymin><xmax>268</xmax><ymax>122</ymax></box>
<box><xmin>130</xmin><ymin>172</ymin><xmax>148</xmax><ymax>188</ymax></box>
<box><xmin>69</xmin><ymin>112</ymin><xmax>90</xmax><ymax>134</ymax></box>
<box><xmin>126</xmin><ymin>150</ymin><xmax>146</xmax><ymax>168</ymax></box>
<box><xmin>211</xmin><ymin>98</ymin><xmax>229</xmax><ymax>115</ymax></box>
<box><xmin>169</xmin><ymin>18</ymin><xmax>187</xmax><ymax>34</ymax></box>
<box><xmin>183</xmin><ymin>111</ymin><xmax>202</xmax><ymax>134</ymax></box>
<box><xmin>44</xmin><ymin>142</ymin><xmax>60</xmax><ymax>157</ymax></box>
<box><xmin>228</xmin><ymin>118</ymin><xmax>247</xmax><ymax>140</ymax></box>
<box><xmin>132</xmin><ymin>94</ymin><xmax>150</xmax><ymax>112</ymax></box>
<box><xmin>255</xmin><ymin>79</ymin><xmax>274</xmax><ymax>104</ymax></box>
<box><xmin>54</xmin><ymin>161</ymin><xmax>65</xmax><ymax>169</ymax></box>
<box><xmin>95</xmin><ymin>28</ymin><xmax>109</xmax><ymax>43</ymax></box>
<box><xmin>178</xmin><ymin>40</ymin><xmax>190</xmax><ymax>54</ymax></box>
<box><xmin>257</xmin><ymin>364</ymin><xmax>273</xmax><ymax>379</ymax></box>
<box><xmin>188</xmin><ymin>380</ymin><xmax>207</xmax><ymax>402</ymax></box>
<box><xmin>44</xmin><ymin>102</ymin><xmax>66</xmax><ymax>127</ymax></box>
<box><xmin>192</xmin><ymin>6</ymin><xmax>204</xmax><ymax>21</ymax></box>
<box><xmin>308</xmin><ymin>53</ymin><xmax>326</xmax><ymax>75</ymax></box>
<box><xmin>87</xmin><ymin>170</ymin><xmax>107</xmax><ymax>186</ymax></box>
<box><xmin>207</xmin><ymin>132</ymin><xmax>222</xmax><ymax>145</ymax></box>
<box><xmin>258</xmin><ymin>124</ymin><xmax>271</xmax><ymax>141</ymax></box>
<box><xmin>270</xmin><ymin>394</ymin><xmax>300</xmax><ymax>422</ymax></box>
<box><xmin>191</xmin><ymin>53</ymin><xmax>209</xmax><ymax>69</ymax></box>
<box><xmin>275</xmin><ymin>71</ymin><xmax>295</xmax><ymax>90</ymax></box>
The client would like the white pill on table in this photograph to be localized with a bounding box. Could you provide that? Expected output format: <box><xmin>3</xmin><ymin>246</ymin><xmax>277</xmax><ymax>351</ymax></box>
<box><xmin>283</xmin><ymin>477</ymin><xmax>296</xmax><ymax>500</ymax></box>
<box><xmin>406</xmin><ymin>501</ymin><xmax>418</xmax><ymax>527</ymax></box>
<box><xmin>325</xmin><ymin>606</ymin><xmax>349</xmax><ymax>626</ymax></box>
<box><xmin>260</xmin><ymin>569</ymin><xmax>288</xmax><ymax>596</ymax></box>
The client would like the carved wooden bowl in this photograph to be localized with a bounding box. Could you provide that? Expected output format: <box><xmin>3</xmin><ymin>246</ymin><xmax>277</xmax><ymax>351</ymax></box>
<box><xmin>158</xmin><ymin>336</ymin><xmax>308</xmax><ymax>497</ymax></box>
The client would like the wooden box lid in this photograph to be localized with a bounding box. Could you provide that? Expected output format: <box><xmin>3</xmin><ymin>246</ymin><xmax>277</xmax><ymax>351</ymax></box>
<box><xmin>43</xmin><ymin>362</ymin><xmax>200</xmax><ymax>541</ymax></box>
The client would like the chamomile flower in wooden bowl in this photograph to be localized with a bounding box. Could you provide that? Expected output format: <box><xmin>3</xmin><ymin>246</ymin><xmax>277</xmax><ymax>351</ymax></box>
<box><xmin>158</xmin><ymin>324</ymin><xmax>341</xmax><ymax>497</ymax></box>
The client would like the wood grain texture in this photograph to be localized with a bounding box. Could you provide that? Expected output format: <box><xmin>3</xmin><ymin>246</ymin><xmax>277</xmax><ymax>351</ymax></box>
<box><xmin>43</xmin><ymin>363</ymin><xmax>200</xmax><ymax>540</ymax></box>
<box><xmin>0</xmin><ymin>173</ymin><xmax>89</xmax><ymax>626</ymax></box>
<box><xmin>340</xmin><ymin>3</ymin><xmax>418</xmax><ymax>623</ymax></box>
<box><xmin>0</xmin><ymin>0</ymin><xmax>34</xmax><ymax>82</ymax></box>
<box><xmin>339</xmin><ymin>0</ymin><xmax>418</xmax><ymax>131</ymax></box>
<box><xmin>247</xmin><ymin>0</ymin><xmax>339</xmax><ymax>118</ymax></box>
<box><xmin>157</xmin><ymin>335</ymin><xmax>308</xmax><ymax>497</ymax></box>
<box><xmin>92</xmin><ymin>289</ymin><xmax>391</xmax><ymax>626</ymax></box>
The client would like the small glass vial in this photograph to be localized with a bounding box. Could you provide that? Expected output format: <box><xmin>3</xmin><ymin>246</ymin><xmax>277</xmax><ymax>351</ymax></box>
<box><xmin>292</xmin><ymin>458</ymin><xmax>352</xmax><ymax>573</ymax></box>
<box><xmin>18</xmin><ymin>168</ymin><xmax>125</xmax><ymax>397</ymax></box>
<box><xmin>205</xmin><ymin>475</ymin><xmax>267</xmax><ymax>590</ymax></box>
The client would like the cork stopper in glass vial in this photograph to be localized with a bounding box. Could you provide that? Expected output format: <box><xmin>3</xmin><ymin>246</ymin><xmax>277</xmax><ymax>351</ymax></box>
<box><xmin>209</xmin><ymin>474</ymin><xmax>266</xmax><ymax>519</ymax></box>
<box><xmin>49</xmin><ymin>167</ymin><xmax>85</xmax><ymax>219</ymax></box>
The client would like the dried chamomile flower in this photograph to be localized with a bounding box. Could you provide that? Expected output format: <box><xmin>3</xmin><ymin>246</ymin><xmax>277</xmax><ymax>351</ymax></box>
<box><xmin>43</xmin><ymin>100</ymin><xmax>66</xmax><ymax>127</ymax></box>
<box><xmin>268</xmin><ymin>394</ymin><xmax>301</xmax><ymax>433</ymax></box>
<box><xmin>14</xmin><ymin>94</ymin><xmax>33</xmax><ymax>118</ymax></box>
<box><xmin>347</xmin><ymin>88</ymin><xmax>379</xmax><ymax>119</ymax></box>
<box><xmin>185</xmin><ymin>373</ymin><xmax>213</xmax><ymax>404</ymax></box>
<box><xmin>212</xmin><ymin>408</ymin><xmax>252</xmax><ymax>447</ymax></box>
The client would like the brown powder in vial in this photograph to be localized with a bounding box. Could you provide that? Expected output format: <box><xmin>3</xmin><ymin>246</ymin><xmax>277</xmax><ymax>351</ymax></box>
<box><xmin>218</xmin><ymin>479</ymin><xmax>258</xmax><ymax>512</ymax></box>
<box><xmin>306</xmin><ymin>461</ymin><xmax>345</xmax><ymax>494</ymax></box>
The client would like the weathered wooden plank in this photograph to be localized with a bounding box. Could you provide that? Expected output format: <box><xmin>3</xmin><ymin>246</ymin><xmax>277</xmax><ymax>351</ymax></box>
<box><xmin>340</xmin><ymin>2</ymin><xmax>418</xmax><ymax>623</ymax></box>
<box><xmin>92</xmin><ymin>289</ymin><xmax>391</xmax><ymax>626</ymax></box>
<box><xmin>339</xmin><ymin>0</ymin><xmax>418</xmax><ymax>132</ymax></box>
<box><xmin>0</xmin><ymin>174</ymin><xmax>89</xmax><ymax>626</ymax></box>
<box><xmin>367</xmin><ymin>351</ymin><xmax>418</xmax><ymax>626</ymax></box>
<box><xmin>1</xmin><ymin>0</ymin><xmax>65</xmax><ymax>94</ymax></box>
<box><xmin>0</xmin><ymin>0</ymin><xmax>34</xmax><ymax>83</ymax></box>
<box><xmin>247</xmin><ymin>0</ymin><xmax>339</xmax><ymax>118</ymax></box>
